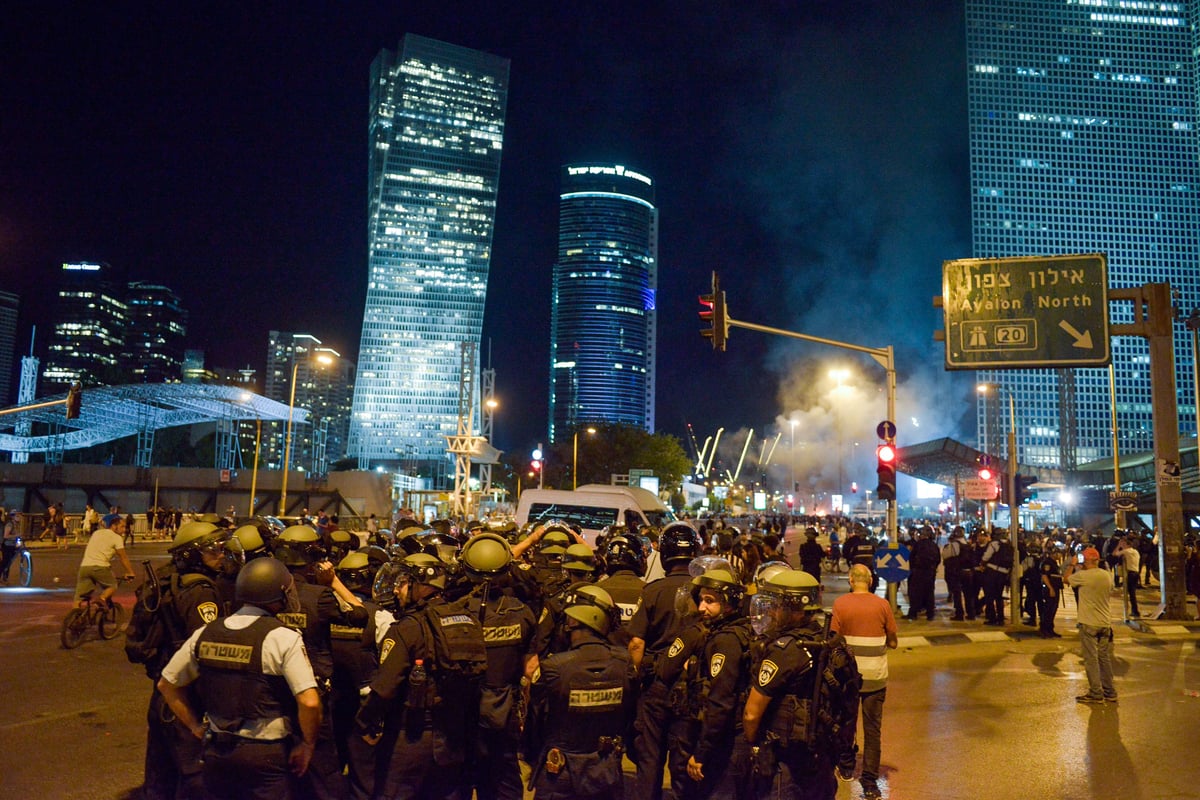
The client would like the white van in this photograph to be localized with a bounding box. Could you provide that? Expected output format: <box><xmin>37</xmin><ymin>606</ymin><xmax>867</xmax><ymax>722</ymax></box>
<box><xmin>514</xmin><ymin>484</ymin><xmax>676</xmax><ymax>544</ymax></box>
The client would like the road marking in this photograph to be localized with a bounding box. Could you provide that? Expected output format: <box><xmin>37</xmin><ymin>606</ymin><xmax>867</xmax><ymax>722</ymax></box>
<box><xmin>965</xmin><ymin>631</ymin><xmax>1010</xmax><ymax>643</ymax></box>
<box><xmin>0</xmin><ymin>705</ymin><xmax>110</xmax><ymax>731</ymax></box>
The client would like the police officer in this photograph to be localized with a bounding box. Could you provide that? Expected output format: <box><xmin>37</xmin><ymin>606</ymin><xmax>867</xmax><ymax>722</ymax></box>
<box><xmin>274</xmin><ymin>524</ymin><xmax>360</xmax><ymax>799</ymax></box>
<box><xmin>143</xmin><ymin>520</ymin><xmax>241</xmax><ymax>800</ymax></box>
<box><xmin>682</xmin><ymin>568</ymin><xmax>753</xmax><ymax>800</ymax></box>
<box><xmin>525</xmin><ymin>584</ymin><xmax>636</xmax><ymax>800</ymax></box>
<box><xmin>628</xmin><ymin>521</ymin><xmax>702</xmax><ymax>800</ymax></box>
<box><xmin>330</xmin><ymin>550</ymin><xmax>391</xmax><ymax>800</ymax></box>
<box><xmin>356</xmin><ymin>553</ymin><xmax>487</xmax><ymax>800</ymax></box>
<box><xmin>458</xmin><ymin>533</ymin><xmax>540</xmax><ymax>800</ymax></box>
<box><xmin>596</xmin><ymin>534</ymin><xmax>648</xmax><ymax>643</ymax></box>
<box><xmin>979</xmin><ymin>528</ymin><xmax>1013</xmax><ymax>625</ymax></box>
<box><xmin>156</xmin><ymin>557</ymin><xmax>322</xmax><ymax>800</ymax></box>
<box><xmin>742</xmin><ymin>569</ymin><xmax>860</xmax><ymax>800</ymax></box>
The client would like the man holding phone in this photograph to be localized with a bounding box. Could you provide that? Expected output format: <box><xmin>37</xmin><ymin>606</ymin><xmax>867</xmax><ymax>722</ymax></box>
<box><xmin>1063</xmin><ymin>547</ymin><xmax>1117</xmax><ymax>704</ymax></box>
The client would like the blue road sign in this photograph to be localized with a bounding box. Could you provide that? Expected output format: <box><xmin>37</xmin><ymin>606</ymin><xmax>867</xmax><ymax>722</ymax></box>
<box><xmin>874</xmin><ymin>544</ymin><xmax>911</xmax><ymax>583</ymax></box>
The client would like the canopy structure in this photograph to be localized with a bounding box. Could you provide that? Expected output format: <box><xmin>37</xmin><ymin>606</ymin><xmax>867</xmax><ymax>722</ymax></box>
<box><xmin>0</xmin><ymin>384</ymin><xmax>306</xmax><ymax>468</ymax></box>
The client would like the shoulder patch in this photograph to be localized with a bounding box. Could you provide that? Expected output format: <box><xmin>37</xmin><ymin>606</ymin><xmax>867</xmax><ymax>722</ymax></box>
<box><xmin>710</xmin><ymin>652</ymin><xmax>725</xmax><ymax>677</ymax></box>
<box><xmin>379</xmin><ymin>637</ymin><xmax>396</xmax><ymax>663</ymax></box>
<box><xmin>197</xmin><ymin>601</ymin><xmax>219</xmax><ymax>624</ymax></box>
<box><xmin>667</xmin><ymin>636</ymin><xmax>685</xmax><ymax>658</ymax></box>
<box><xmin>758</xmin><ymin>659</ymin><xmax>779</xmax><ymax>686</ymax></box>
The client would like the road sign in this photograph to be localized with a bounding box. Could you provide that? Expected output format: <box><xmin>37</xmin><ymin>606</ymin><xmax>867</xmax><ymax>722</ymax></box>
<box><xmin>875</xmin><ymin>544</ymin><xmax>911</xmax><ymax>583</ymax></box>
<box><xmin>1108</xmin><ymin>490</ymin><xmax>1138</xmax><ymax>512</ymax></box>
<box><xmin>876</xmin><ymin>420</ymin><xmax>896</xmax><ymax>440</ymax></box>
<box><xmin>940</xmin><ymin>253</ymin><xmax>1110</xmax><ymax>369</ymax></box>
<box><xmin>963</xmin><ymin>478</ymin><xmax>998</xmax><ymax>501</ymax></box>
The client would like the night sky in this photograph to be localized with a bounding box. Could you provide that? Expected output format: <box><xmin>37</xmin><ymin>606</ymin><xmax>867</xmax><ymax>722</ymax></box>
<box><xmin>1</xmin><ymin>2</ymin><xmax>976</xmax><ymax>490</ymax></box>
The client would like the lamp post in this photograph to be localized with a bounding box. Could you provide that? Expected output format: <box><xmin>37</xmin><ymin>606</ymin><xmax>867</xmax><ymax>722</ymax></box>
<box><xmin>789</xmin><ymin>418</ymin><xmax>797</xmax><ymax>496</ymax></box>
<box><xmin>241</xmin><ymin>391</ymin><xmax>262</xmax><ymax>518</ymax></box>
<box><xmin>572</xmin><ymin>426</ymin><xmax>597</xmax><ymax>490</ymax></box>
<box><xmin>280</xmin><ymin>353</ymin><xmax>332</xmax><ymax>517</ymax></box>
<box><xmin>978</xmin><ymin>381</ymin><xmax>1020</xmax><ymax>626</ymax></box>
<box><xmin>829</xmin><ymin>369</ymin><xmax>849</xmax><ymax>502</ymax></box>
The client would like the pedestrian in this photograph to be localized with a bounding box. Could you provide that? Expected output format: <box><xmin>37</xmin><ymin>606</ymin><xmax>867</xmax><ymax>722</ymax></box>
<box><xmin>743</xmin><ymin>568</ymin><xmax>860</xmax><ymax>800</ymax></box>
<box><xmin>1063</xmin><ymin>547</ymin><xmax>1117</xmax><ymax>704</ymax></box>
<box><xmin>156</xmin><ymin>557</ymin><xmax>322</xmax><ymax>800</ymax></box>
<box><xmin>798</xmin><ymin>528</ymin><xmax>824</xmax><ymax>587</ymax></box>
<box><xmin>831</xmin><ymin>563</ymin><xmax>898</xmax><ymax>800</ymax></box>
<box><xmin>1113</xmin><ymin>535</ymin><xmax>1142</xmax><ymax>618</ymax></box>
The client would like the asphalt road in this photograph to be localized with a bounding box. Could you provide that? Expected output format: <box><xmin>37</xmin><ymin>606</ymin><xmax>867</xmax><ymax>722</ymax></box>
<box><xmin>4</xmin><ymin>543</ymin><xmax>1200</xmax><ymax>799</ymax></box>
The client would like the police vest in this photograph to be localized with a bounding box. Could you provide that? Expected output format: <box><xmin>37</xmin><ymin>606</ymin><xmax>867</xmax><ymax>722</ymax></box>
<box><xmin>329</xmin><ymin>600</ymin><xmax>380</xmax><ymax>689</ymax></box>
<box><xmin>276</xmin><ymin>580</ymin><xmax>334</xmax><ymax>679</ymax></box>
<box><xmin>537</xmin><ymin>640</ymin><xmax>631</xmax><ymax>754</ymax></box>
<box><xmin>195</xmin><ymin>616</ymin><xmax>295</xmax><ymax>732</ymax></box>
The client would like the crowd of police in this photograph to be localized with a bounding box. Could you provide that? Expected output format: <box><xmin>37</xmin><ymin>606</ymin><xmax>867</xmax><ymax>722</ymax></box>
<box><xmin>134</xmin><ymin>513</ymin><xmax>864</xmax><ymax>800</ymax></box>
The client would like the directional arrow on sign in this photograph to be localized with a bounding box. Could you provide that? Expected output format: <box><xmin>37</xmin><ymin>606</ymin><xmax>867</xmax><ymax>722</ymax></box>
<box><xmin>877</xmin><ymin>552</ymin><xmax>909</xmax><ymax>571</ymax></box>
<box><xmin>1058</xmin><ymin>320</ymin><xmax>1093</xmax><ymax>349</ymax></box>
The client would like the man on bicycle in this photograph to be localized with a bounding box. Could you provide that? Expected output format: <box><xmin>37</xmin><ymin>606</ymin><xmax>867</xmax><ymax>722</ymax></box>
<box><xmin>73</xmin><ymin>513</ymin><xmax>135</xmax><ymax>606</ymax></box>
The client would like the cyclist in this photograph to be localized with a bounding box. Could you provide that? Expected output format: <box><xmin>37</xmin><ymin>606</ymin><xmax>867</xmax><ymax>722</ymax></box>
<box><xmin>73</xmin><ymin>513</ymin><xmax>135</xmax><ymax>607</ymax></box>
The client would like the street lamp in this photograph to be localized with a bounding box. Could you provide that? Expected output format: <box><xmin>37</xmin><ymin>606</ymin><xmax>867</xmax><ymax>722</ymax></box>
<box><xmin>241</xmin><ymin>391</ymin><xmax>262</xmax><ymax>518</ymax></box>
<box><xmin>789</xmin><ymin>418</ymin><xmax>797</xmax><ymax>496</ymax></box>
<box><xmin>572</xmin><ymin>426</ymin><xmax>597</xmax><ymax>490</ymax></box>
<box><xmin>977</xmin><ymin>381</ymin><xmax>1021</xmax><ymax>627</ymax></box>
<box><xmin>829</xmin><ymin>369</ymin><xmax>849</xmax><ymax>498</ymax></box>
<box><xmin>281</xmin><ymin>353</ymin><xmax>333</xmax><ymax>517</ymax></box>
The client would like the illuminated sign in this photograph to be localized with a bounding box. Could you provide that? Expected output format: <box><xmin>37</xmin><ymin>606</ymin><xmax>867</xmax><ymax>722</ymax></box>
<box><xmin>63</xmin><ymin>262</ymin><xmax>102</xmax><ymax>271</ymax></box>
<box><xmin>567</xmin><ymin>164</ymin><xmax>653</xmax><ymax>186</ymax></box>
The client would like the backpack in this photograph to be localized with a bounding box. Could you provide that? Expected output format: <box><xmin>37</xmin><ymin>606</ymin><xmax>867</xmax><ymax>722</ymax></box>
<box><xmin>991</xmin><ymin>541</ymin><xmax>1014</xmax><ymax>570</ymax></box>
<box><xmin>124</xmin><ymin>563</ymin><xmax>215</xmax><ymax>679</ymax></box>
<box><xmin>808</xmin><ymin>630</ymin><xmax>863</xmax><ymax>760</ymax></box>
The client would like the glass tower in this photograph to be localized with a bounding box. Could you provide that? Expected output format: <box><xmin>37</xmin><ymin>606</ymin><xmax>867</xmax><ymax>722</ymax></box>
<box><xmin>124</xmin><ymin>281</ymin><xmax>188</xmax><ymax>383</ymax></box>
<box><xmin>349</xmin><ymin>34</ymin><xmax>509</xmax><ymax>475</ymax></box>
<box><xmin>549</xmin><ymin>164</ymin><xmax>658</xmax><ymax>443</ymax></box>
<box><xmin>44</xmin><ymin>262</ymin><xmax>128</xmax><ymax>392</ymax></box>
<box><xmin>966</xmin><ymin>1</ymin><xmax>1200</xmax><ymax>470</ymax></box>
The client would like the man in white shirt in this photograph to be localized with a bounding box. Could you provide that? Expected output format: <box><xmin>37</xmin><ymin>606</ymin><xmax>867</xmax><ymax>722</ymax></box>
<box><xmin>1064</xmin><ymin>546</ymin><xmax>1117</xmax><ymax>704</ymax></box>
<box><xmin>1113</xmin><ymin>535</ymin><xmax>1142</xmax><ymax>618</ymax></box>
<box><xmin>73</xmin><ymin>513</ymin><xmax>135</xmax><ymax>606</ymax></box>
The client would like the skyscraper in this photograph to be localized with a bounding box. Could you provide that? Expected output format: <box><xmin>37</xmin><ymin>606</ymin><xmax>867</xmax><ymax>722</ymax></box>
<box><xmin>549</xmin><ymin>163</ymin><xmax>658</xmax><ymax>443</ymax></box>
<box><xmin>44</xmin><ymin>262</ymin><xmax>127</xmax><ymax>392</ymax></box>
<box><xmin>349</xmin><ymin>34</ymin><xmax>510</xmax><ymax>477</ymax></box>
<box><xmin>124</xmin><ymin>281</ymin><xmax>188</xmax><ymax>383</ymax></box>
<box><xmin>966</xmin><ymin>1</ymin><xmax>1200</xmax><ymax>470</ymax></box>
<box><xmin>0</xmin><ymin>291</ymin><xmax>18</xmax><ymax>405</ymax></box>
<box><xmin>265</xmin><ymin>331</ymin><xmax>355</xmax><ymax>475</ymax></box>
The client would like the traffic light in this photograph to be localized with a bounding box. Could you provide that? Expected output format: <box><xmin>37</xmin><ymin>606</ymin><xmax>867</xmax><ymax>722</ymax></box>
<box><xmin>65</xmin><ymin>382</ymin><xmax>82</xmax><ymax>420</ymax></box>
<box><xmin>1015</xmin><ymin>473</ymin><xmax>1037</xmax><ymax>505</ymax></box>
<box><xmin>976</xmin><ymin>453</ymin><xmax>992</xmax><ymax>481</ymax></box>
<box><xmin>698</xmin><ymin>271</ymin><xmax>728</xmax><ymax>351</ymax></box>
<box><xmin>876</xmin><ymin>443</ymin><xmax>897</xmax><ymax>502</ymax></box>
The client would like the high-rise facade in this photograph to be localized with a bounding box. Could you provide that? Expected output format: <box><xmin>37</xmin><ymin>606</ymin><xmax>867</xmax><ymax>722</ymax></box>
<box><xmin>966</xmin><ymin>1</ymin><xmax>1200</xmax><ymax>470</ymax></box>
<box><xmin>44</xmin><ymin>262</ymin><xmax>127</xmax><ymax>391</ymax></box>
<box><xmin>549</xmin><ymin>164</ymin><xmax>658</xmax><ymax>443</ymax></box>
<box><xmin>124</xmin><ymin>281</ymin><xmax>188</xmax><ymax>383</ymax></box>
<box><xmin>0</xmin><ymin>291</ymin><xmax>18</xmax><ymax>405</ymax></box>
<box><xmin>265</xmin><ymin>331</ymin><xmax>355</xmax><ymax>475</ymax></box>
<box><xmin>348</xmin><ymin>34</ymin><xmax>510</xmax><ymax>476</ymax></box>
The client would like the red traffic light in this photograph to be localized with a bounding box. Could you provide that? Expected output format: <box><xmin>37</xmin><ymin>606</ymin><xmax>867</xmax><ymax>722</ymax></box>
<box><xmin>877</xmin><ymin>443</ymin><xmax>896</xmax><ymax>463</ymax></box>
<box><xmin>978</xmin><ymin>467</ymin><xmax>993</xmax><ymax>481</ymax></box>
<box><xmin>530</xmin><ymin>459</ymin><xmax>542</xmax><ymax>473</ymax></box>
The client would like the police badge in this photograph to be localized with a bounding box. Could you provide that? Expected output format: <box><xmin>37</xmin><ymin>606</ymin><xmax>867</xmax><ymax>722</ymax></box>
<box><xmin>667</xmin><ymin>636</ymin><xmax>685</xmax><ymax>658</ymax></box>
<box><xmin>710</xmin><ymin>652</ymin><xmax>725</xmax><ymax>677</ymax></box>
<box><xmin>197</xmin><ymin>601</ymin><xmax>219</xmax><ymax>624</ymax></box>
<box><xmin>758</xmin><ymin>659</ymin><xmax>779</xmax><ymax>686</ymax></box>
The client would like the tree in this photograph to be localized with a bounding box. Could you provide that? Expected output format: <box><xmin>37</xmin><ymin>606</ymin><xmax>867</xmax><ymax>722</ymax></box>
<box><xmin>546</xmin><ymin>423</ymin><xmax>692</xmax><ymax>491</ymax></box>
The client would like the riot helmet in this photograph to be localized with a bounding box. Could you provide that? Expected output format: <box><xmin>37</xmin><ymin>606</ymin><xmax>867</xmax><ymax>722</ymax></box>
<box><xmin>562</xmin><ymin>543</ymin><xmax>597</xmax><ymax>577</ymax></box>
<box><xmin>749</xmin><ymin>568</ymin><xmax>821</xmax><ymax>636</ymax></box>
<box><xmin>232</xmin><ymin>523</ymin><xmax>272</xmax><ymax>560</ymax></box>
<box><xmin>274</xmin><ymin>524</ymin><xmax>327</xmax><ymax>568</ymax></box>
<box><xmin>236</xmin><ymin>556</ymin><xmax>299</xmax><ymax>612</ymax></box>
<box><xmin>601</xmin><ymin>535</ymin><xmax>646</xmax><ymax>577</ymax></box>
<box><xmin>170</xmin><ymin>521</ymin><xmax>243</xmax><ymax>576</ymax></box>
<box><xmin>335</xmin><ymin>550</ymin><xmax>374</xmax><ymax>595</ymax></box>
<box><xmin>413</xmin><ymin>531</ymin><xmax>460</xmax><ymax>566</ymax></box>
<box><xmin>690</xmin><ymin>567</ymin><xmax>745</xmax><ymax>613</ymax></box>
<box><xmin>659</xmin><ymin>522</ymin><xmax>702</xmax><ymax>567</ymax></box>
<box><xmin>459</xmin><ymin>532</ymin><xmax>513</xmax><ymax>580</ymax></box>
<box><xmin>562</xmin><ymin>584</ymin><xmax>617</xmax><ymax>636</ymax></box>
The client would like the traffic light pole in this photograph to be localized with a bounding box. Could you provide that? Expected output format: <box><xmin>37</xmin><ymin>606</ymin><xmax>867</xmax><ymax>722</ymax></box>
<box><xmin>1006</xmin><ymin>394</ymin><xmax>1020</xmax><ymax>629</ymax></box>
<box><xmin>724</xmin><ymin>316</ymin><xmax>898</xmax><ymax>545</ymax></box>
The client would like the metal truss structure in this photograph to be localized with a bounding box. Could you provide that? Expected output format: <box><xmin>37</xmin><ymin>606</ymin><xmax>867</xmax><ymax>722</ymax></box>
<box><xmin>0</xmin><ymin>384</ymin><xmax>306</xmax><ymax>468</ymax></box>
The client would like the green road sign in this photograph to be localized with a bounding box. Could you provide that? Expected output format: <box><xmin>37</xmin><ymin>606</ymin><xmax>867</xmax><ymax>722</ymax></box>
<box><xmin>940</xmin><ymin>254</ymin><xmax>1110</xmax><ymax>369</ymax></box>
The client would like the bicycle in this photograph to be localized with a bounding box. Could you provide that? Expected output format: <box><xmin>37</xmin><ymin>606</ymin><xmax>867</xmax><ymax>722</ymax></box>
<box><xmin>60</xmin><ymin>584</ymin><xmax>127</xmax><ymax>649</ymax></box>
<box><xmin>1</xmin><ymin>536</ymin><xmax>32</xmax><ymax>587</ymax></box>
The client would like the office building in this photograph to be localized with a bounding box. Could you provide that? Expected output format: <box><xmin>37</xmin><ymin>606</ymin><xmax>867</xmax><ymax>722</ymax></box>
<box><xmin>549</xmin><ymin>163</ymin><xmax>658</xmax><ymax>442</ymax></box>
<box><xmin>43</xmin><ymin>262</ymin><xmax>127</xmax><ymax>392</ymax></box>
<box><xmin>124</xmin><ymin>281</ymin><xmax>187</xmax><ymax>383</ymax></box>
<box><xmin>348</xmin><ymin>34</ymin><xmax>510</xmax><ymax>477</ymax></box>
<box><xmin>0</xmin><ymin>292</ymin><xmax>17</xmax><ymax>404</ymax></box>
<box><xmin>967</xmin><ymin>1</ymin><xmax>1200</xmax><ymax>470</ymax></box>
<box><xmin>265</xmin><ymin>331</ymin><xmax>355</xmax><ymax>475</ymax></box>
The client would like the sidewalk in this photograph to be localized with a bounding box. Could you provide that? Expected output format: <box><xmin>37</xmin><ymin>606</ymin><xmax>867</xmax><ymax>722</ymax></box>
<box><xmin>815</xmin><ymin>567</ymin><xmax>1200</xmax><ymax>648</ymax></box>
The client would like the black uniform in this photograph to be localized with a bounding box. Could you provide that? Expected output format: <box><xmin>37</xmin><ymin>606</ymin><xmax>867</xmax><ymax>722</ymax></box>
<box><xmin>278</xmin><ymin>577</ymin><xmax>359</xmax><ymax>800</ymax></box>
<box><xmin>979</xmin><ymin>539</ymin><xmax>1013</xmax><ymax>625</ymax></box>
<box><xmin>143</xmin><ymin>568</ymin><xmax>224</xmax><ymax>800</ymax></box>
<box><xmin>843</xmin><ymin>535</ymin><xmax>878</xmax><ymax>593</ymax></box>
<box><xmin>941</xmin><ymin>537</ymin><xmax>972</xmax><ymax>620</ymax></box>
<box><xmin>526</xmin><ymin>636</ymin><xmax>636</xmax><ymax>800</ymax></box>
<box><xmin>356</xmin><ymin>595</ymin><xmax>486</xmax><ymax>800</ymax></box>
<box><xmin>798</xmin><ymin>539</ymin><xmax>824</xmax><ymax>584</ymax></box>
<box><xmin>1037</xmin><ymin>555</ymin><xmax>1064</xmax><ymax>637</ymax></box>
<box><xmin>628</xmin><ymin>568</ymin><xmax>694</xmax><ymax>800</ymax></box>
<box><xmin>597</xmin><ymin>568</ymin><xmax>645</xmax><ymax>646</ymax></box>
<box><xmin>748</xmin><ymin>621</ymin><xmax>859</xmax><ymax>800</ymax></box>
<box><xmin>329</xmin><ymin>599</ymin><xmax>387</xmax><ymax>800</ymax></box>
<box><xmin>471</xmin><ymin>587</ymin><xmax>538</xmax><ymax>800</ymax></box>
<box><xmin>684</xmin><ymin>615</ymin><xmax>754</xmax><ymax>800</ymax></box>
<box><xmin>906</xmin><ymin>537</ymin><xmax>940</xmax><ymax>620</ymax></box>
